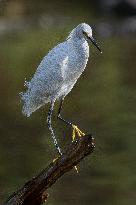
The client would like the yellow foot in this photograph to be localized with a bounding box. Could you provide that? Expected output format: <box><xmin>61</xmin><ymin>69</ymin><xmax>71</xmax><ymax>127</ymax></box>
<box><xmin>53</xmin><ymin>156</ymin><xmax>59</xmax><ymax>163</ymax></box>
<box><xmin>74</xmin><ymin>165</ymin><xmax>79</xmax><ymax>173</ymax></box>
<box><xmin>53</xmin><ymin>153</ymin><xmax>62</xmax><ymax>163</ymax></box>
<box><xmin>72</xmin><ymin>125</ymin><xmax>85</xmax><ymax>173</ymax></box>
<box><xmin>72</xmin><ymin>125</ymin><xmax>85</xmax><ymax>141</ymax></box>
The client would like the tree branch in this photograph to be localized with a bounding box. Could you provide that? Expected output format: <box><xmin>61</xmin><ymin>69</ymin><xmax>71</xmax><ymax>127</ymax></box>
<box><xmin>4</xmin><ymin>134</ymin><xmax>95</xmax><ymax>205</ymax></box>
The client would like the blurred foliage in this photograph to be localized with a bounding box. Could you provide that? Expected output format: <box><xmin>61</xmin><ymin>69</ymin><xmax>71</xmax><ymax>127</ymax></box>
<box><xmin>0</xmin><ymin>1</ymin><xmax>136</xmax><ymax>205</ymax></box>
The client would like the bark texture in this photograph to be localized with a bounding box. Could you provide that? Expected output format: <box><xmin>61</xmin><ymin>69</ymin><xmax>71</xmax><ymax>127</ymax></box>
<box><xmin>4</xmin><ymin>134</ymin><xmax>95</xmax><ymax>205</ymax></box>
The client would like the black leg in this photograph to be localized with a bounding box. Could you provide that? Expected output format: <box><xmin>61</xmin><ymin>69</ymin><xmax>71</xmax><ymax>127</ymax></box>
<box><xmin>57</xmin><ymin>98</ymin><xmax>72</xmax><ymax>126</ymax></box>
<box><xmin>47</xmin><ymin>100</ymin><xmax>62</xmax><ymax>155</ymax></box>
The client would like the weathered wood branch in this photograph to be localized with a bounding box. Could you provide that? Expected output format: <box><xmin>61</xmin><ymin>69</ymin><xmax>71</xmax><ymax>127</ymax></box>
<box><xmin>4</xmin><ymin>134</ymin><xmax>95</xmax><ymax>205</ymax></box>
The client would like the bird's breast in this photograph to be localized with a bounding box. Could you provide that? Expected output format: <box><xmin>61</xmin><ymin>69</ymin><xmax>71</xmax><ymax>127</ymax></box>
<box><xmin>63</xmin><ymin>40</ymin><xmax>89</xmax><ymax>82</ymax></box>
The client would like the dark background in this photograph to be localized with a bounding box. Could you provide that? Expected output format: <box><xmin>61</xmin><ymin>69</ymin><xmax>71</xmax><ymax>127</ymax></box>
<box><xmin>0</xmin><ymin>0</ymin><xmax>136</xmax><ymax>204</ymax></box>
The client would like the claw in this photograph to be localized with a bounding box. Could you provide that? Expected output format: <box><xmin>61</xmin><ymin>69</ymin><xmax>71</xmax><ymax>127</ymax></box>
<box><xmin>72</xmin><ymin>125</ymin><xmax>85</xmax><ymax>140</ymax></box>
<box><xmin>53</xmin><ymin>125</ymin><xmax>85</xmax><ymax>173</ymax></box>
<box><xmin>71</xmin><ymin>124</ymin><xmax>85</xmax><ymax>173</ymax></box>
<box><xmin>53</xmin><ymin>156</ymin><xmax>59</xmax><ymax>163</ymax></box>
<box><xmin>74</xmin><ymin>165</ymin><xmax>79</xmax><ymax>173</ymax></box>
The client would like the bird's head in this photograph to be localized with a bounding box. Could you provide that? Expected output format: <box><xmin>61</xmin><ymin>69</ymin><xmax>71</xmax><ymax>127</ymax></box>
<box><xmin>68</xmin><ymin>23</ymin><xmax>102</xmax><ymax>53</ymax></box>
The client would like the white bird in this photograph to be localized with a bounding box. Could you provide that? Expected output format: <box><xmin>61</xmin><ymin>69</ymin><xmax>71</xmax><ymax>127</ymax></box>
<box><xmin>20</xmin><ymin>23</ymin><xmax>102</xmax><ymax>155</ymax></box>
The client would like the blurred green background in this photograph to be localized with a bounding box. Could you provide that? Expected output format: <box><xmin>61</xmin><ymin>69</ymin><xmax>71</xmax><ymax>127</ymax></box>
<box><xmin>0</xmin><ymin>0</ymin><xmax>136</xmax><ymax>204</ymax></box>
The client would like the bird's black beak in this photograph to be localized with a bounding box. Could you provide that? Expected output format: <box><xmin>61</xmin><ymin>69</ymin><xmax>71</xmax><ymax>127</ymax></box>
<box><xmin>89</xmin><ymin>36</ymin><xmax>102</xmax><ymax>53</ymax></box>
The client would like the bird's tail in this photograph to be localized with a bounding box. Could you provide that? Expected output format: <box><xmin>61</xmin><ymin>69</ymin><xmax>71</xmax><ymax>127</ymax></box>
<box><xmin>20</xmin><ymin>91</ymin><xmax>40</xmax><ymax>117</ymax></box>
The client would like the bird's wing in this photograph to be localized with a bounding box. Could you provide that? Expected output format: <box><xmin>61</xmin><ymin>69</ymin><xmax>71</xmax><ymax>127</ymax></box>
<box><xmin>28</xmin><ymin>41</ymin><xmax>69</xmax><ymax>99</ymax></box>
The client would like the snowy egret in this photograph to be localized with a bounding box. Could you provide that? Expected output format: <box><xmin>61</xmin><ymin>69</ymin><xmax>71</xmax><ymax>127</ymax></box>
<box><xmin>20</xmin><ymin>23</ymin><xmax>102</xmax><ymax>156</ymax></box>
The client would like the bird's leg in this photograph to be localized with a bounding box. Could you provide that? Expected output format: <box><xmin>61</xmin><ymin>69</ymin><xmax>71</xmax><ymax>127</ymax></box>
<box><xmin>57</xmin><ymin>98</ymin><xmax>85</xmax><ymax>173</ymax></box>
<box><xmin>47</xmin><ymin>100</ymin><xmax>62</xmax><ymax>156</ymax></box>
<box><xmin>57</xmin><ymin>98</ymin><xmax>72</xmax><ymax>126</ymax></box>
<box><xmin>57</xmin><ymin>98</ymin><xmax>85</xmax><ymax>140</ymax></box>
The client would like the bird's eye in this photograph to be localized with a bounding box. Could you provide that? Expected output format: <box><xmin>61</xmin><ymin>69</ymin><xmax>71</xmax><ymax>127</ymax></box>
<box><xmin>83</xmin><ymin>31</ymin><xmax>88</xmax><ymax>37</ymax></box>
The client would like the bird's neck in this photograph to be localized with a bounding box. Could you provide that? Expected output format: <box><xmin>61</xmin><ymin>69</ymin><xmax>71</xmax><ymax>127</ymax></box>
<box><xmin>64</xmin><ymin>37</ymin><xmax>89</xmax><ymax>81</ymax></box>
<box><xmin>68</xmin><ymin>37</ymin><xmax>89</xmax><ymax>59</ymax></box>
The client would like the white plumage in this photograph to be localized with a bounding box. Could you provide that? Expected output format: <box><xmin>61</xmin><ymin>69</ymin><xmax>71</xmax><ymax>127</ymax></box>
<box><xmin>20</xmin><ymin>23</ymin><xmax>91</xmax><ymax>116</ymax></box>
<box><xmin>20</xmin><ymin>23</ymin><xmax>102</xmax><ymax>155</ymax></box>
